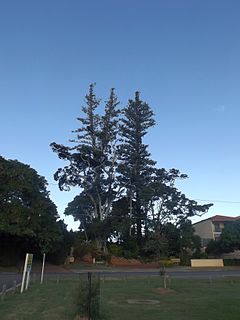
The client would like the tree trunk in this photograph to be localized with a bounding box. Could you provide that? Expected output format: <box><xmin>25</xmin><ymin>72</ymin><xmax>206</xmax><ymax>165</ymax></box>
<box><xmin>136</xmin><ymin>192</ymin><xmax>142</xmax><ymax>246</ymax></box>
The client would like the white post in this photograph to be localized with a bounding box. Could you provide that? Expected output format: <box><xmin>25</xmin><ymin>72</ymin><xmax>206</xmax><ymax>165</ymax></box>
<box><xmin>21</xmin><ymin>254</ymin><xmax>29</xmax><ymax>293</ymax></box>
<box><xmin>25</xmin><ymin>271</ymin><xmax>30</xmax><ymax>290</ymax></box>
<box><xmin>40</xmin><ymin>253</ymin><xmax>46</xmax><ymax>284</ymax></box>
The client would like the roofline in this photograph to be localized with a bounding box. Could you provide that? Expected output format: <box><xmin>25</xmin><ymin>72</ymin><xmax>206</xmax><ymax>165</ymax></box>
<box><xmin>193</xmin><ymin>215</ymin><xmax>240</xmax><ymax>226</ymax></box>
<box><xmin>192</xmin><ymin>217</ymin><xmax>211</xmax><ymax>226</ymax></box>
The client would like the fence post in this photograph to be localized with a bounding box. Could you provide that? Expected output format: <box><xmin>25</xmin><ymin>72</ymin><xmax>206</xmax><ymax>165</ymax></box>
<box><xmin>13</xmin><ymin>280</ymin><xmax>17</xmax><ymax>293</ymax></box>
<box><xmin>98</xmin><ymin>272</ymin><xmax>101</xmax><ymax>317</ymax></box>
<box><xmin>88</xmin><ymin>272</ymin><xmax>92</xmax><ymax>320</ymax></box>
<box><xmin>40</xmin><ymin>253</ymin><xmax>46</xmax><ymax>284</ymax></box>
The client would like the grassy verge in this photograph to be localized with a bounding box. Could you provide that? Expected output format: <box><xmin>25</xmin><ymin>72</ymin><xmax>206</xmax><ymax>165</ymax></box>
<box><xmin>0</xmin><ymin>280</ymin><xmax>79</xmax><ymax>320</ymax></box>
<box><xmin>101</xmin><ymin>276</ymin><xmax>240</xmax><ymax>320</ymax></box>
<box><xmin>2</xmin><ymin>276</ymin><xmax>240</xmax><ymax>319</ymax></box>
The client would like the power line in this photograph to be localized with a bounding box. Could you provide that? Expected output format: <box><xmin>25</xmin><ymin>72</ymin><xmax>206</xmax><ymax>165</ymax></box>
<box><xmin>47</xmin><ymin>184</ymin><xmax>240</xmax><ymax>205</ymax></box>
<box><xmin>194</xmin><ymin>199</ymin><xmax>240</xmax><ymax>204</ymax></box>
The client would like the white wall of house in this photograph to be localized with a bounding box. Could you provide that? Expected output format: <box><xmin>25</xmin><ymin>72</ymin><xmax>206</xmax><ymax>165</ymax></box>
<box><xmin>193</xmin><ymin>219</ymin><xmax>214</xmax><ymax>246</ymax></box>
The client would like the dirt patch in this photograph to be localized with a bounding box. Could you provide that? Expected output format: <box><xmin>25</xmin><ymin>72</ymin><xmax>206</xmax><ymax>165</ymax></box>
<box><xmin>110</xmin><ymin>256</ymin><xmax>159</xmax><ymax>268</ymax></box>
<box><xmin>127</xmin><ymin>299</ymin><xmax>160</xmax><ymax>305</ymax></box>
<box><xmin>153</xmin><ymin>287</ymin><xmax>176</xmax><ymax>295</ymax></box>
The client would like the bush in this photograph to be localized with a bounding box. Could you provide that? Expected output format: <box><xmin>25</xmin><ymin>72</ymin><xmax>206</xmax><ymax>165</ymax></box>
<box><xmin>0</xmin><ymin>249</ymin><xmax>19</xmax><ymax>267</ymax></box>
<box><xmin>76</xmin><ymin>274</ymin><xmax>101</xmax><ymax>319</ymax></box>
<box><xmin>74</xmin><ymin>241</ymin><xmax>97</xmax><ymax>259</ymax></box>
<box><xmin>107</xmin><ymin>244</ymin><xmax>123</xmax><ymax>257</ymax></box>
<box><xmin>122</xmin><ymin>238</ymin><xmax>139</xmax><ymax>259</ymax></box>
<box><xmin>180</xmin><ymin>252</ymin><xmax>191</xmax><ymax>266</ymax></box>
<box><xmin>47</xmin><ymin>246</ymin><xmax>69</xmax><ymax>265</ymax></box>
<box><xmin>223</xmin><ymin>259</ymin><xmax>240</xmax><ymax>266</ymax></box>
<box><xmin>159</xmin><ymin>259</ymin><xmax>174</xmax><ymax>267</ymax></box>
<box><xmin>192</xmin><ymin>251</ymin><xmax>208</xmax><ymax>259</ymax></box>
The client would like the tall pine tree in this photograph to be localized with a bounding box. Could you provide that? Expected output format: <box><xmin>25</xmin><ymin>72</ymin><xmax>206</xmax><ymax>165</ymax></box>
<box><xmin>51</xmin><ymin>84</ymin><xmax>120</xmax><ymax>222</ymax></box>
<box><xmin>118</xmin><ymin>92</ymin><xmax>156</xmax><ymax>244</ymax></box>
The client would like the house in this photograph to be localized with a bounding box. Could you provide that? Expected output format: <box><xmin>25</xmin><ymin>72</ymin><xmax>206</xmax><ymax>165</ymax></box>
<box><xmin>193</xmin><ymin>215</ymin><xmax>240</xmax><ymax>247</ymax></box>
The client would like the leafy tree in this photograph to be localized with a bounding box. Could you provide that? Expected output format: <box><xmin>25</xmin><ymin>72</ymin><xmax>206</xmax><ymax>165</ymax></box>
<box><xmin>0</xmin><ymin>156</ymin><xmax>65</xmax><ymax>265</ymax></box>
<box><xmin>162</xmin><ymin>223</ymin><xmax>180</xmax><ymax>256</ymax></box>
<box><xmin>118</xmin><ymin>91</ymin><xmax>156</xmax><ymax>244</ymax></box>
<box><xmin>143</xmin><ymin>220</ymin><xmax>201</xmax><ymax>261</ymax></box>
<box><xmin>220</xmin><ymin>221</ymin><xmax>240</xmax><ymax>252</ymax></box>
<box><xmin>55</xmin><ymin>86</ymin><xmax>213</xmax><ymax>259</ymax></box>
<box><xmin>206</xmin><ymin>221</ymin><xmax>240</xmax><ymax>255</ymax></box>
<box><xmin>179</xmin><ymin>219</ymin><xmax>201</xmax><ymax>255</ymax></box>
<box><xmin>205</xmin><ymin>239</ymin><xmax>222</xmax><ymax>256</ymax></box>
<box><xmin>64</xmin><ymin>192</ymin><xmax>93</xmax><ymax>241</ymax></box>
<box><xmin>146</xmin><ymin>168</ymin><xmax>213</xmax><ymax>237</ymax></box>
<box><xmin>143</xmin><ymin>233</ymin><xmax>168</xmax><ymax>260</ymax></box>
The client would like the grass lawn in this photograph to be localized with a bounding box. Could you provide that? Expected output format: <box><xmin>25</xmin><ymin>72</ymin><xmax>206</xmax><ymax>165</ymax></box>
<box><xmin>0</xmin><ymin>280</ymin><xmax>79</xmax><ymax>320</ymax></box>
<box><xmin>101</xmin><ymin>276</ymin><xmax>240</xmax><ymax>320</ymax></box>
<box><xmin>1</xmin><ymin>276</ymin><xmax>240</xmax><ymax>319</ymax></box>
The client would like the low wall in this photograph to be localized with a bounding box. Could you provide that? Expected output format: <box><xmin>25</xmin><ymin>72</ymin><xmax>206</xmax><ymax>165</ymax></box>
<box><xmin>191</xmin><ymin>259</ymin><xmax>224</xmax><ymax>267</ymax></box>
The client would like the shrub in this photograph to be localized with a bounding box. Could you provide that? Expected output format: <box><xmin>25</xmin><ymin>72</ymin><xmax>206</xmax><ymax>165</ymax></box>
<box><xmin>159</xmin><ymin>259</ymin><xmax>174</xmax><ymax>267</ymax></box>
<box><xmin>76</xmin><ymin>274</ymin><xmax>101</xmax><ymax>320</ymax></box>
<box><xmin>180</xmin><ymin>252</ymin><xmax>191</xmax><ymax>266</ymax></box>
<box><xmin>223</xmin><ymin>259</ymin><xmax>240</xmax><ymax>266</ymax></box>
<box><xmin>74</xmin><ymin>241</ymin><xmax>98</xmax><ymax>259</ymax></box>
<box><xmin>107</xmin><ymin>244</ymin><xmax>123</xmax><ymax>257</ymax></box>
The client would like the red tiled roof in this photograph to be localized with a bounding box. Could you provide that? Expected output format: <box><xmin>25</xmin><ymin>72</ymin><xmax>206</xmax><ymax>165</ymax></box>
<box><xmin>193</xmin><ymin>215</ymin><xmax>240</xmax><ymax>226</ymax></box>
<box><xmin>211</xmin><ymin>215</ymin><xmax>240</xmax><ymax>222</ymax></box>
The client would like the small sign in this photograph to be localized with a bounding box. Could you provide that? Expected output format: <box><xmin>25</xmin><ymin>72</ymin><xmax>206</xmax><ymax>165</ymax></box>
<box><xmin>21</xmin><ymin>253</ymin><xmax>34</xmax><ymax>293</ymax></box>
<box><xmin>26</xmin><ymin>254</ymin><xmax>33</xmax><ymax>271</ymax></box>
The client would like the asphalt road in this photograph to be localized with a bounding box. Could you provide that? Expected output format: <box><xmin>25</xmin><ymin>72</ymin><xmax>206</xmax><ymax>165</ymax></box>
<box><xmin>0</xmin><ymin>273</ymin><xmax>22</xmax><ymax>292</ymax></box>
<box><xmin>2</xmin><ymin>268</ymin><xmax>240</xmax><ymax>292</ymax></box>
<box><xmin>74</xmin><ymin>268</ymin><xmax>240</xmax><ymax>279</ymax></box>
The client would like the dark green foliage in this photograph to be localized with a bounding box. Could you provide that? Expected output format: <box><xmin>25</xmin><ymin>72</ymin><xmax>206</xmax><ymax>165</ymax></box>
<box><xmin>179</xmin><ymin>252</ymin><xmax>191</xmax><ymax>266</ymax></box>
<box><xmin>206</xmin><ymin>221</ymin><xmax>240</xmax><ymax>256</ymax></box>
<box><xmin>147</xmin><ymin>168</ymin><xmax>213</xmax><ymax>230</ymax></box>
<box><xmin>54</xmin><ymin>85</ymin><xmax>213</xmax><ymax>261</ymax></box>
<box><xmin>179</xmin><ymin>219</ymin><xmax>201</xmax><ymax>252</ymax></box>
<box><xmin>47</xmin><ymin>227</ymin><xmax>75</xmax><ymax>265</ymax></box>
<box><xmin>118</xmin><ymin>92</ymin><xmax>156</xmax><ymax>243</ymax></box>
<box><xmin>0</xmin><ymin>156</ymin><xmax>70</xmax><ymax>265</ymax></box>
<box><xmin>220</xmin><ymin>221</ymin><xmax>240</xmax><ymax>252</ymax></box>
<box><xmin>107</xmin><ymin>244</ymin><xmax>123</xmax><ymax>257</ymax></box>
<box><xmin>73</xmin><ymin>239</ymin><xmax>99</xmax><ymax>260</ymax></box>
<box><xmin>77</xmin><ymin>274</ymin><xmax>101</xmax><ymax>319</ymax></box>
<box><xmin>162</xmin><ymin>223</ymin><xmax>180</xmax><ymax>256</ymax></box>
<box><xmin>206</xmin><ymin>239</ymin><xmax>222</xmax><ymax>256</ymax></box>
<box><xmin>223</xmin><ymin>259</ymin><xmax>240</xmax><ymax>266</ymax></box>
<box><xmin>143</xmin><ymin>233</ymin><xmax>168</xmax><ymax>260</ymax></box>
<box><xmin>0</xmin><ymin>156</ymin><xmax>58</xmax><ymax>239</ymax></box>
<box><xmin>0</xmin><ymin>233</ymin><xmax>21</xmax><ymax>266</ymax></box>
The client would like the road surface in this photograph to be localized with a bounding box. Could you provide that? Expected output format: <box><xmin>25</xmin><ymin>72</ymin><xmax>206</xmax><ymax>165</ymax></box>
<box><xmin>2</xmin><ymin>268</ymin><xmax>240</xmax><ymax>291</ymax></box>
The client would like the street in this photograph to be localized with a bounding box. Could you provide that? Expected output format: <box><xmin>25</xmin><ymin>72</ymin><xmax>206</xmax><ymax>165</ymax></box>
<box><xmin>2</xmin><ymin>267</ymin><xmax>240</xmax><ymax>292</ymax></box>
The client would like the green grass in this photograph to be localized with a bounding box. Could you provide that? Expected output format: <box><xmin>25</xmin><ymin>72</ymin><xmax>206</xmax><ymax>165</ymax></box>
<box><xmin>2</xmin><ymin>276</ymin><xmax>240</xmax><ymax>319</ymax></box>
<box><xmin>101</xmin><ymin>276</ymin><xmax>240</xmax><ymax>320</ymax></box>
<box><xmin>0</xmin><ymin>280</ymin><xmax>79</xmax><ymax>320</ymax></box>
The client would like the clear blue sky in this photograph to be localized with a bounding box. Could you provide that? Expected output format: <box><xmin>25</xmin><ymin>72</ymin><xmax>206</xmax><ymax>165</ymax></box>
<box><xmin>1</xmin><ymin>0</ymin><xmax>240</xmax><ymax>230</ymax></box>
